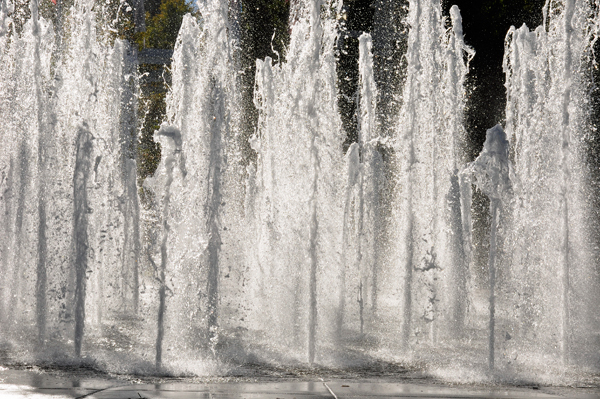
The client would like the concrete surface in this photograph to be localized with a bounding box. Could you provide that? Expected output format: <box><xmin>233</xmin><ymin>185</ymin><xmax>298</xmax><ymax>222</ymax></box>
<box><xmin>1</xmin><ymin>368</ymin><xmax>598</xmax><ymax>398</ymax></box>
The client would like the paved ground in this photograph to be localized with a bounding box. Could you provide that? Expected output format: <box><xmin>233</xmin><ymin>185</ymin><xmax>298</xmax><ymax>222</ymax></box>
<box><xmin>1</xmin><ymin>368</ymin><xmax>599</xmax><ymax>399</ymax></box>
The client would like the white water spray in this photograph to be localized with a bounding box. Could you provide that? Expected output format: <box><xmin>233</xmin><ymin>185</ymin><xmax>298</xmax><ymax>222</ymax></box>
<box><xmin>502</xmin><ymin>0</ymin><xmax>599</xmax><ymax>370</ymax></box>
<box><xmin>1</xmin><ymin>0</ymin><xmax>600</xmax><ymax>384</ymax></box>
<box><xmin>392</xmin><ymin>0</ymin><xmax>473</xmax><ymax>348</ymax></box>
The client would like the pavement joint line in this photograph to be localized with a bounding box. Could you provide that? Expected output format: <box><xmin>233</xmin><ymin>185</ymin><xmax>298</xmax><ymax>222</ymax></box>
<box><xmin>322</xmin><ymin>382</ymin><xmax>338</xmax><ymax>399</ymax></box>
<box><xmin>74</xmin><ymin>385</ymin><xmax>118</xmax><ymax>399</ymax></box>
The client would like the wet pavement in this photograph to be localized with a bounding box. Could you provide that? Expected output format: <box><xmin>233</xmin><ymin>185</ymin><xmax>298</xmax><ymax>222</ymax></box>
<box><xmin>1</xmin><ymin>368</ymin><xmax>599</xmax><ymax>398</ymax></box>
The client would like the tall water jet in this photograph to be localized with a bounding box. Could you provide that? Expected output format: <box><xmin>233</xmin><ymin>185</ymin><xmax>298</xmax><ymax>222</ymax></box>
<box><xmin>0</xmin><ymin>0</ymin><xmax>141</xmax><ymax>360</ymax></box>
<box><xmin>143</xmin><ymin>0</ymin><xmax>241</xmax><ymax>371</ymax></box>
<box><xmin>53</xmin><ymin>0</ymin><xmax>141</xmax><ymax>354</ymax></box>
<box><xmin>73</xmin><ymin>124</ymin><xmax>94</xmax><ymax>357</ymax></box>
<box><xmin>151</xmin><ymin>125</ymin><xmax>182</xmax><ymax>369</ymax></box>
<box><xmin>29</xmin><ymin>0</ymin><xmax>49</xmax><ymax>348</ymax></box>
<box><xmin>340</xmin><ymin>32</ymin><xmax>382</xmax><ymax>338</ymax></box>
<box><xmin>392</xmin><ymin>0</ymin><xmax>472</xmax><ymax>349</ymax></box>
<box><xmin>463</xmin><ymin>125</ymin><xmax>512</xmax><ymax>370</ymax></box>
<box><xmin>501</xmin><ymin>0</ymin><xmax>600</xmax><ymax>371</ymax></box>
<box><xmin>0</xmin><ymin>0</ymin><xmax>54</xmax><ymax>344</ymax></box>
<box><xmin>249</xmin><ymin>0</ymin><xmax>344</xmax><ymax>363</ymax></box>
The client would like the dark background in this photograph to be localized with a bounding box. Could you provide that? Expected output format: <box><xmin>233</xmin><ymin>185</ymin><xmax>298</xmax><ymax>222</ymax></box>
<box><xmin>444</xmin><ymin>0</ymin><xmax>547</xmax><ymax>160</ymax></box>
<box><xmin>237</xmin><ymin>0</ymin><xmax>550</xmax><ymax>159</ymax></box>
<box><xmin>335</xmin><ymin>0</ymin><xmax>548</xmax><ymax>159</ymax></box>
<box><xmin>127</xmin><ymin>0</ymin><xmax>587</xmax><ymax>176</ymax></box>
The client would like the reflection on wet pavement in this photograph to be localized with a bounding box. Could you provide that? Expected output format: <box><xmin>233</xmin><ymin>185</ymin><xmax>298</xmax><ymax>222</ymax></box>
<box><xmin>1</xmin><ymin>368</ymin><xmax>598</xmax><ymax>398</ymax></box>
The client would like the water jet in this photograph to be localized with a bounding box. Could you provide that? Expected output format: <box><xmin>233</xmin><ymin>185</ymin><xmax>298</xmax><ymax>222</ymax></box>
<box><xmin>1</xmin><ymin>0</ymin><xmax>599</xmax><ymax>386</ymax></box>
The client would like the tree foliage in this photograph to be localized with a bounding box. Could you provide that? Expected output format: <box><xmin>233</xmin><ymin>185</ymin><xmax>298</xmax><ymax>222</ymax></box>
<box><xmin>238</xmin><ymin>0</ymin><xmax>290</xmax><ymax>164</ymax></box>
<box><xmin>135</xmin><ymin>0</ymin><xmax>194</xmax><ymax>183</ymax></box>
<box><xmin>138</xmin><ymin>77</ymin><xmax>166</xmax><ymax>181</ymax></box>
<box><xmin>135</xmin><ymin>0</ymin><xmax>195</xmax><ymax>50</ymax></box>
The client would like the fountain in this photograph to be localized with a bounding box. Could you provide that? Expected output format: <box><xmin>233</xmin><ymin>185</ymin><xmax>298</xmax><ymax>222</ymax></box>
<box><xmin>499</xmin><ymin>0</ymin><xmax>600</xmax><ymax>373</ymax></box>
<box><xmin>1</xmin><ymin>0</ymin><xmax>600</xmax><ymax>385</ymax></box>
<box><xmin>0</xmin><ymin>0</ymin><xmax>141</xmax><ymax>366</ymax></box>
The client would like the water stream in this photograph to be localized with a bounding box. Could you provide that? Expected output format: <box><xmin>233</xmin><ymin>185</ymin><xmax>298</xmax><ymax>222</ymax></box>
<box><xmin>1</xmin><ymin>0</ymin><xmax>600</xmax><ymax>385</ymax></box>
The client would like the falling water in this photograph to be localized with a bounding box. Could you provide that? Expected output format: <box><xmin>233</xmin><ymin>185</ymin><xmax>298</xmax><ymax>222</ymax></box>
<box><xmin>392</xmin><ymin>0</ymin><xmax>472</xmax><ymax>348</ymax></box>
<box><xmin>149</xmin><ymin>125</ymin><xmax>182</xmax><ymax>369</ymax></box>
<box><xmin>1</xmin><ymin>0</ymin><xmax>600</xmax><ymax>385</ymax></box>
<box><xmin>463</xmin><ymin>124</ymin><xmax>512</xmax><ymax>369</ymax></box>
<box><xmin>249</xmin><ymin>0</ymin><xmax>344</xmax><ymax>363</ymax></box>
<box><xmin>140</xmin><ymin>0</ymin><xmax>242</xmax><ymax>373</ymax></box>
<box><xmin>1</xmin><ymin>0</ymin><xmax>141</xmax><ymax>363</ymax></box>
<box><xmin>502</xmin><ymin>0</ymin><xmax>600</xmax><ymax>371</ymax></box>
<box><xmin>341</xmin><ymin>32</ymin><xmax>383</xmax><ymax>339</ymax></box>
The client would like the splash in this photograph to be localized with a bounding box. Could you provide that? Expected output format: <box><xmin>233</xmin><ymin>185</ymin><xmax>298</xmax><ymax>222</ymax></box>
<box><xmin>1</xmin><ymin>0</ymin><xmax>600</xmax><ymax>385</ymax></box>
